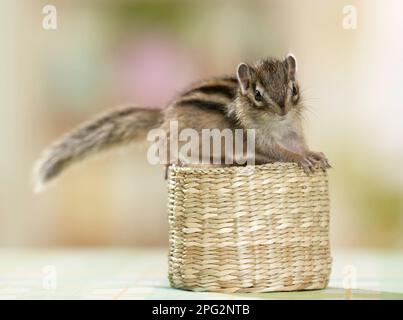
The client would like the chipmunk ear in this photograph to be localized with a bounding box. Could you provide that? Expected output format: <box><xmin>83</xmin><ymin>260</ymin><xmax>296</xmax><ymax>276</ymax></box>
<box><xmin>237</xmin><ymin>63</ymin><xmax>252</xmax><ymax>94</ymax></box>
<box><xmin>285</xmin><ymin>53</ymin><xmax>297</xmax><ymax>79</ymax></box>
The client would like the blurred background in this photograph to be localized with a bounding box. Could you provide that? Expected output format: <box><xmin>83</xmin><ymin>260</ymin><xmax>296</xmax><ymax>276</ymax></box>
<box><xmin>0</xmin><ymin>0</ymin><xmax>402</xmax><ymax>249</ymax></box>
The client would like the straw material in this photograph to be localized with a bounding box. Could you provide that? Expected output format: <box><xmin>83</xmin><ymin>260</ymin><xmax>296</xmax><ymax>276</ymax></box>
<box><xmin>167</xmin><ymin>163</ymin><xmax>332</xmax><ymax>293</ymax></box>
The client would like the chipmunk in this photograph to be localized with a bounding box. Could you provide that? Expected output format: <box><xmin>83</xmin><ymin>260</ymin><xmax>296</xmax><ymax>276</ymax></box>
<box><xmin>33</xmin><ymin>54</ymin><xmax>330</xmax><ymax>192</ymax></box>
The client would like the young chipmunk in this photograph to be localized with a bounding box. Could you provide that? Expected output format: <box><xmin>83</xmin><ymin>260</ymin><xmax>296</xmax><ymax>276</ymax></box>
<box><xmin>34</xmin><ymin>54</ymin><xmax>330</xmax><ymax>192</ymax></box>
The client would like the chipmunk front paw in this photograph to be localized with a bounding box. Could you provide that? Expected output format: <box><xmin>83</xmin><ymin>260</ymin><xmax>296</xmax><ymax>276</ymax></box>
<box><xmin>295</xmin><ymin>154</ymin><xmax>317</xmax><ymax>174</ymax></box>
<box><xmin>295</xmin><ymin>151</ymin><xmax>331</xmax><ymax>174</ymax></box>
<box><xmin>305</xmin><ymin>151</ymin><xmax>331</xmax><ymax>171</ymax></box>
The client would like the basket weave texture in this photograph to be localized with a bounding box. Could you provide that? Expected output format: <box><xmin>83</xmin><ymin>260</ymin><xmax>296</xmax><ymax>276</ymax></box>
<box><xmin>167</xmin><ymin>163</ymin><xmax>332</xmax><ymax>293</ymax></box>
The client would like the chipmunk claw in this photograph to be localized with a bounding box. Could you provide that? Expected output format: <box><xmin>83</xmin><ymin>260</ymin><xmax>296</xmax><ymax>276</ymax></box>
<box><xmin>296</xmin><ymin>154</ymin><xmax>317</xmax><ymax>175</ymax></box>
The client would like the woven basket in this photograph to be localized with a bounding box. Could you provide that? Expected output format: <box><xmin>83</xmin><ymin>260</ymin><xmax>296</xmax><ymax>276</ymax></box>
<box><xmin>167</xmin><ymin>163</ymin><xmax>332</xmax><ymax>293</ymax></box>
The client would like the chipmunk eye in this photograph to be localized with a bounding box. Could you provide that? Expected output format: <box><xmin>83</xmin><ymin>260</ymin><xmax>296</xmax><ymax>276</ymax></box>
<box><xmin>254</xmin><ymin>90</ymin><xmax>263</xmax><ymax>102</ymax></box>
<box><xmin>292</xmin><ymin>83</ymin><xmax>298</xmax><ymax>96</ymax></box>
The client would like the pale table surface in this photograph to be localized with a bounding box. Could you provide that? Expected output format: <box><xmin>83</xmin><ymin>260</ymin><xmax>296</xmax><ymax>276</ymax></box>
<box><xmin>0</xmin><ymin>248</ymin><xmax>402</xmax><ymax>300</ymax></box>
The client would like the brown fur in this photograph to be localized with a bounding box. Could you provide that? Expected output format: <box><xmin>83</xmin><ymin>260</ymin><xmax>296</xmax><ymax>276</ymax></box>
<box><xmin>34</xmin><ymin>55</ymin><xmax>330</xmax><ymax>192</ymax></box>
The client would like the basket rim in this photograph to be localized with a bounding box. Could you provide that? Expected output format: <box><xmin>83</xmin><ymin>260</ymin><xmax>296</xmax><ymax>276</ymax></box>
<box><xmin>168</xmin><ymin>162</ymin><xmax>303</xmax><ymax>174</ymax></box>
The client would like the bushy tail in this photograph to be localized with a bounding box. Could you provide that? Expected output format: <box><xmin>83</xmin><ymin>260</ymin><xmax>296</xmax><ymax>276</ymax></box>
<box><xmin>33</xmin><ymin>106</ymin><xmax>163</xmax><ymax>192</ymax></box>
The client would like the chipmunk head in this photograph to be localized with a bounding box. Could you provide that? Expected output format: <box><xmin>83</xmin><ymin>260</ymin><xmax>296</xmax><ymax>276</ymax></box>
<box><xmin>235</xmin><ymin>54</ymin><xmax>302</xmax><ymax>124</ymax></box>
